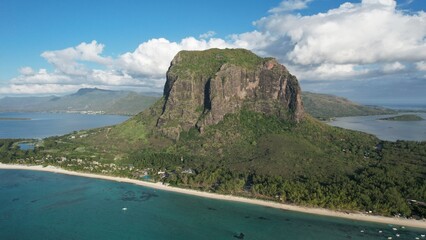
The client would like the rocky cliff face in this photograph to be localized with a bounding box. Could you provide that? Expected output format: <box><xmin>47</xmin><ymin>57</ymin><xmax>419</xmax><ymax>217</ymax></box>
<box><xmin>157</xmin><ymin>49</ymin><xmax>304</xmax><ymax>138</ymax></box>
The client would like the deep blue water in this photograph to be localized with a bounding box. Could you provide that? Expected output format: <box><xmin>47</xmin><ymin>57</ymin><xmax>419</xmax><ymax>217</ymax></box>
<box><xmin>328</xmin><ymin>112</ymin><xmax>426</xmax><ymax>141</ymax></box>
<box><xmin>0</xmin><ymin>170</ymin><xmax>424</xmax><ymax>240</ymax></box>
<box><xmin>0</xmin><ymin>112</ymin><xmax>129</xmax><ymax>139</ymax></box>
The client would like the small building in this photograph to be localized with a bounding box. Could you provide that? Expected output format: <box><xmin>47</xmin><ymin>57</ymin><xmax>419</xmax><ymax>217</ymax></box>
<box><xmin>182</xmin><ymin>168</ymin><xmax>194</xmax><ymax>174</ymax></box>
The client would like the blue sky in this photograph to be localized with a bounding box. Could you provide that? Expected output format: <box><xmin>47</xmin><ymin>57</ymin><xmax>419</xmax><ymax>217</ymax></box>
<box><xmin>0</xmin><ymin>0</ymin><xmax>281</xmax><ymax>79</ymax></box>
<box><xmin>1</xmin><ymin>0</ymin><xmax>425</xmax><ymax>105</ymax></box>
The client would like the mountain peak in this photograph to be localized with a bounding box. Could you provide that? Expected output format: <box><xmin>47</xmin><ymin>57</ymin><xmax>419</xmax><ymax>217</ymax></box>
<box><xmin>72</xmin><ymin>88</ymin><xmax>113</xmax><ymax>96</ymax></box>
<box><xmin>156</xmin><ymin>49</ymin><xmax>304</xmax><ymax>139</ymax></box>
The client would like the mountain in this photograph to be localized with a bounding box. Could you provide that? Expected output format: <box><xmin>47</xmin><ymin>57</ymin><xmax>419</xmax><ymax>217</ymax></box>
<box><xmin>302</xmin><ymin>91</ymin><xmax>396</xmax><ymax>120</ymax></box>
<box><xmin>0</xmin><ymin>96</ymin><xmax>53</xmax><ymax>112</ymax></box>
<box><xmin>4</xmin><ymin>49</ymin><xmax>425</xmax><ymax>218</ymax></box>
<box><xmin>0</xmin><ymin>88</ymin><xmax>160</xmax><ymax>115</ymax></box>
<box><xmin>157</xmin><ymin>49</ymin><xmax>303</xmax><ymax>138</ymax></box>
<box><xmin>71</xmin><ymin>88</ymin><xmax>114</xmax><ymax>96</ymax></box>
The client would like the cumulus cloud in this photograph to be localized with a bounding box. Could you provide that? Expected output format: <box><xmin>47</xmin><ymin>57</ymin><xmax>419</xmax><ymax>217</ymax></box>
<box><xmin>12</xmin><ymin>69</ymin><xmax>72</xmax><ymax>85</ymax></box>
<box><xmin>41</xmin><ymin>40</ymin><xmax>112</xmax><ymax>76</ymax></box>
<box><xmin>362</xmin><ymin>0</ymin><xmax>396</xmax><ymax>8</ymax></box>
<box><xmin>255</xmin><ymin>0</ymin><xmax>426</xmax><ymax>67</ymax></box>
<box><xmin>230</xmin><ymin>31</ymin><xmax>274</xmax><ymax>56</ymax></box>
<box><xmin>416</xmin><ymin>61</ymin><xmax>426</xmax><ymax>71</ymax></box>
<box><xmin>269</xmin><ymin>0</ymin><xmax>312</xmax><ymax>13</ymax></box>
<box><xmin>313</xmin><ymin>64</ymin><xmax>368</xmax><ymax>79</ymax></box>
<box><xmin>0</xmin><ymin>84</ymin><xmax>87</xmax><ymax>95</ymax></box>
<box><xmin>19</xmin><ymin>67</ymin><xmax>35</xmax><ymax>75</ymax></box>
<box><xmin>226</xmin><ymin>0</ymin><xmax>426</xmax><ymax>82</ymax></box>
<box><xmin>383</xmin><ymin>62</ymin><xmax>406</xmax><ymax>73</ymax></box>
<box><xmin>199</xmin><ymin>31</ymin><xmax>216</xmax><ymax>39</ymax></box>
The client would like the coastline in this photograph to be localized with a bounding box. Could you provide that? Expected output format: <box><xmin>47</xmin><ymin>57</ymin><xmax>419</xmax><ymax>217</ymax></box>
<box><xmin>1</xmin><ymin>163</ymin><xmax>425</xmax><ymax>229</ymax></box>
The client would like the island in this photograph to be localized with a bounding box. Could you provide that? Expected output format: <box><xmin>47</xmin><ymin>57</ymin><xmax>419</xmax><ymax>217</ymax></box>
<box><xmin>380</xmin><ymin>114</ymin><xmax>424</xmax><ymax>121</ymax></box>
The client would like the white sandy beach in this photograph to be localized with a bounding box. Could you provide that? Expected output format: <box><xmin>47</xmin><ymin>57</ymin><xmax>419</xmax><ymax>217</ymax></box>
<box><xmin>1</xmin><ymin>163</ymin><xmax>425</xmax><ymax>229</ymax></box>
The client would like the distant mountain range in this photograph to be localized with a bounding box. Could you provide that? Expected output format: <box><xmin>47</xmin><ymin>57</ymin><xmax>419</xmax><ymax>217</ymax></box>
<box><xmin>0</xmin><ymin>88</ymin><xmax>160</xmax><ymax>115</ymax></box>
<box><xmin>0</xmin><ymin>88</ymin><xmax>395</xmax><ymax>118</ymax></box>
<box><xmin>302</xmin><ymin>91</ymin><xmax>396</xmax><ymax>120</ymax></box>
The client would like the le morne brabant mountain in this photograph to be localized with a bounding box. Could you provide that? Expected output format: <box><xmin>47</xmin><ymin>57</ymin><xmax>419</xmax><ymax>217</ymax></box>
<box><xmin>0</xmin><ymin>81</ymin><xmax>393</xmax><ymax>119</ymax></box>
<box><xmin>1</xmin><ymin>49</ymin><xmax>425</xmax><ymax>219</ymax></box>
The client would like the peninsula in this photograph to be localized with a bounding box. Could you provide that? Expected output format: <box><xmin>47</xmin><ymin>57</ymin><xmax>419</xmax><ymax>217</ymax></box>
<box><xmin>380</xmin><ymin>114</ymin><xmax>424</xmax><ymax>121</ymax></box>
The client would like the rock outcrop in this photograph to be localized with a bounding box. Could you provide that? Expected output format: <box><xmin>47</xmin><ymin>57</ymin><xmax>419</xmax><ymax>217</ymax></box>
<box><xmin>157</xmin><ymin>48</ymin><xmax>304</xmax><ymax>138</ymax></box>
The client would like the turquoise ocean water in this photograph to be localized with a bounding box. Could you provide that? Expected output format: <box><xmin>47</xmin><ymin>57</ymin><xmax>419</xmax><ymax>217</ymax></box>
<box><xmin>0</xmin><ymin>170</ymin><xmax>424</xmax><ymax>240</ymax></box>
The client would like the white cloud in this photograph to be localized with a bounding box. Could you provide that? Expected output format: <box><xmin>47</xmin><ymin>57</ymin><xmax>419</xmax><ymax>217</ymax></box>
<box><xmin>117</xmin><ymin>37</ymin><xmax>235</xmax><ymax>79</ymax></box>
<box><xmin>117</xmin><ymin>38</ymin><xmax>181</xmax><ymax>79</ymax></box>
<box><xmin>12</xmin><ymin>69</ymin><xmax>72</xmax><ymax>85</ymax></box>
<box><xmin>41</xmin><ymin>40</ymin><xmax>112</xmax><ymax>76</ymax></box>
<box><xmin>362</xmin><ymin>0</ymin><xmax>396</xmax><ymax>8</ymax></box>
<box><xmin>383</xmin><ymin>62</ymin><xmax>405</xmax><ymax>72</ymax></box>
<box><xmin>226</xmin><ymin>0</ymin><xmax>426</xmax><ymax>81</ymax></box>
<box><xmin>293</xmin><ymin>63</ymin><xmax>370</xmax><ymax>80</ymax></box>
<box><xmin>230</xmin><ymin>31</ymin><xmax>273</xmax><ymax>55</ymax></box>
<box><xmin>19</xmin><ymin>67</ymin><xmax>34</xmax><ymax>75</ymax></box>
<box><xmin>254</xmin><ymin>0</ymin><xmax>426</xmax><ymax>66</ymax></box>
<box><xmin>315</xmin><ymin>64</ymin><xmax>364</xmax><ymax>77</ymax></box>
<box><xmin>416</xmin><ymin>61</ymin><xmax>426</xmax><ymax>71</ymax></box>
<box><xmin>269</xmin><ymin>0</ymin><xmax>312</xmax><ymax>13</ymax></box>
<box><xmin>0</xmin><ymin>84</ymin><xmax>86</xmax><ymax>95</ymax></box>
<box><xmin>199</xmin><ymin>31</ymin><xmax>216</xmax><ymax>39</ymax></box>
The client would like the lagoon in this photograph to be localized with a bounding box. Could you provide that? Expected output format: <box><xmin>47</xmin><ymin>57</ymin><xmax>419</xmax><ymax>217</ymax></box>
<box><xmin>327</xmin><ymin>112</ymin><xmax>426</xmax><ymax>142</ymax></box>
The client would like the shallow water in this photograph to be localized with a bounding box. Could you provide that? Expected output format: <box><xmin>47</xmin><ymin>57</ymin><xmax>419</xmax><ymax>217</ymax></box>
<box><xmin>18</xmin><ymin>143</ymin><xmax>35</xmax><ymax>150</ymax></box>
<box><xmin>328</xmin><ymin>112</ymin><xmax>426</xmax><ymax>141</ymax></box>
<box><xmin>0</xmin><ymin>170</ymin><xmax>424</xmax><ymax>240</ymax></box>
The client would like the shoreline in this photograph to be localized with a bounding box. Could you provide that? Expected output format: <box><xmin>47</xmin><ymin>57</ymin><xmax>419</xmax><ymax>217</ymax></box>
<box><xmin>1</xmin><ymin>163</ymin><xmax>425</xmax><ymax>229</ymax></box>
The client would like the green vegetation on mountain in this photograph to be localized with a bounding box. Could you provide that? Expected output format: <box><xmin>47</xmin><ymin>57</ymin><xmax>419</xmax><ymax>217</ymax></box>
<box><xmin>1</xmin><ymin>49</ymin><xmax>425</xmax><ymax>219</ymax></box>
<box><xmin>302</xmin><ymin>91</ymin><xmax>396</xmax><ymax>120</ymax></box>
<box><xmin>380</xmin><ymin>114</ymin><xmax>424</xmax><ymax>121</ymax></box>
<box><xmin>169</xmin><ymin>48</ymin><xmax>264</xmax><ymax>78</ymax></box>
